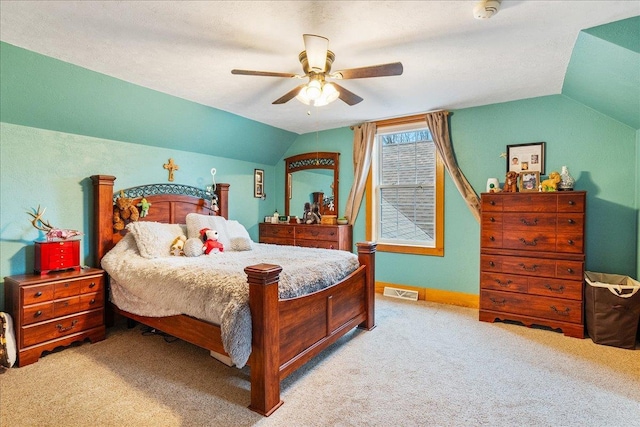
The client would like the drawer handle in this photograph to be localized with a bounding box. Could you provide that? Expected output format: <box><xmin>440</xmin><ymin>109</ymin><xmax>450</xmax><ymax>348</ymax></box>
<box><xmin>89</xmin><ymin>282</ymin><xmax>96</xmax><ymax>288</ymax></box>
<box><xmin>489</xmin><ymin>261</ymin><xmax>495</xmax><ymax>267</ymax></box>
<box><xmin>519</xmin><ymin>238</ymin><xmax>538</xmax><ymax>246</ymax></box>
<box><xmin>520</xmin><ymin>218</ymin><xmax>538</xmax><ymax>226</ymax></box>
<box><xmin>567</xmin><ymin>219</ymin><xmax>575</xmax><ymax>224</ymax></box>
<box><xmin>34</xmin><ymin>310</ymin><xmax>43</xmax><ymax>317</ymax></box>
<box><xmin>490</xmin><ymin>200</ymin><xmax>496</xmax><ymax>206</ymax></box>
<box><xmin>489</xmin><ymin>297</ymin><xmax>506</xmax><ymax>306</ymax></box>
<box><xmin>544</xmin><ymin>284</ymin><xmax>565</xmax><ymax>294</ymax></box>
<box><xmin>90</xmin><ymin>298</ymin><xmax>96</xmax><ymax>304</ymax></box>
<box><xmin>64</xmin><ymin>282</ymin><xmax>70</xmax><ymax>288</ymax></box>
<box><xmin>568</xmin><ymin>200</ymin><xmax>575</xmax><ymax>206</ymax></box>
<box><xmin>56</xmin><ymin>319</ymin><xmax>78</xmax><ymax>332</ymax></box>
<box><xmin>495</xmin><ymin>279</ymin><xmax>512</xmax><ymax>287</ymax></box>
<box><xmin>329</xmin><ymin>232</ymin><xmax>335</xmax><ymax>236</ymax></box>
<box><xmin>490</xmin><ymin>217</ymin><xmax>496</xmax><ymax>222</ymax></box>
<box><xmin>567</xmin><ymin>239</ymin><xmax>574</xmax><ymax>245</ymax></box>
<box><xmin>489</xmin><ymin>236</ymin><xmax>495</xmax><ymax>241</ymax></box>
<box><xmin>311</xmin><ymin>231</ymin><xmax>320</xmax><ymax>236</ymax></box>
<box><xmin>518</xmin><ymin>263</ymin><xmax>538</xmax><ymax>272</ymax></box>
<box><xmin>566</xmin><ymin>268</ymin><xmax>574</xmax><ymax>274</ymax></box>
<box><xmin>35</xmin><ymin>291</ymin><xmax>43</xmax><ymax>298</ymax></box>
<box><xmin>329</xmin><ymin>245</ymin><xmax>334</xmax><ymax>250</ymax></box>
<box><xmin>63</xmin><ymin>301</ymin><xmax>69</xmax><ymax>307</ymax></box>
<box><xmin>550</xmin><ymin>306</ymin><xmax>570</xmax><ymax>316</ymax></box>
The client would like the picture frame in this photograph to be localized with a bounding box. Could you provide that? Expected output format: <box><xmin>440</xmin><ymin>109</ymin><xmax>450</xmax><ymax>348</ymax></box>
<box><xmin>507</xmin><ymin>142</ymin><xmax>545</xmax><ymax>174</ymax></box>
<box><xmin>254</xmin><ymin>169</ymin><xmax>264</xmax><ymax>198</ymax></box>
<box><xmin>519</xmin><ymin>171</ymin><xmax>540</xmax><ymax>192</ymax></box>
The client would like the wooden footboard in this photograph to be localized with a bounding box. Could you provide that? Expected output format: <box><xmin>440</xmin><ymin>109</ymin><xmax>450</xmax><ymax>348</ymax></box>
<box><xmin>90</xmin><ymin>175</ymin><xmax>376</xmax><ymax>416</ymax></box>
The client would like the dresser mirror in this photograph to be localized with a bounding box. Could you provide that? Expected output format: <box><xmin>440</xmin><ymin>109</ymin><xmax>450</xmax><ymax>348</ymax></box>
<box><xmin>284</xmin><ymin>152</ymin><xmax>339</xmax><ymax>218</ymax></box>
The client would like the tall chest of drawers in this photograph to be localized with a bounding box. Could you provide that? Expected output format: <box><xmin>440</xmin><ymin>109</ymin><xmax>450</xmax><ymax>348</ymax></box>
<box><xmin>259</xmin><ymin>223</ymin><xmax>352</xmax><ymax>251</ymax></box>
<box><xmin>4</xmin><ymin>267</ymin><xmax>106</xmax><ymax>366</ymax></box>
<box><xmin>479</xmin><ymin>191</ymin><xmax>586</xmax><ymax>338</ymax></box>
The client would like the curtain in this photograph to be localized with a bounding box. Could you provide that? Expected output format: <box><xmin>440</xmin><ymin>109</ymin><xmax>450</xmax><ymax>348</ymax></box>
<box><xmin>425</xmin><ymin>110</ymin><xmax>481</xmax><ymax>223</ymax></box>
<box><xmin>344</xmin><ymin>122</ymin><xmax>376</xmax><ymax>224</ymax></box>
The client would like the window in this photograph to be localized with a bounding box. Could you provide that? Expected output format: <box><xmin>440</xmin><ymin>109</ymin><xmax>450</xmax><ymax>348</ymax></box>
<box><xmin>367</xmin><ymin>115</ymin><xmax>444</xmax><ymax>256</ymax></box>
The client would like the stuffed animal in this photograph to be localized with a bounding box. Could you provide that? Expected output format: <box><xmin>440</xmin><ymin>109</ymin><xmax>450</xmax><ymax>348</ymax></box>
<box><xmin>170</xmin><ymin>235</ymin><xmax>186</xmax><ymax>256</ymax></box>
<box><xmin>303</xmin><ymin>202</ymin><xmax>321</xmax><ymax>224</ymax></box>
<box><xmin>137</xmin><ymin>197</ymin><xmax>152</xmax><ymax>217</ymax></box>
<box><xmin>541</xmin><ymin>171</ymin><xmax>561</xmax><ymax>192</ymax></box>
<box><xmin>184</xmin><ymin>238</ymin><xmax>204</xmax><ymax>257</ymax></box>
<box><xmin>113</xmin><ymin>190</ymin><xmax>139</xmax><ymax>231</ymax></box>
<box><xmin>200</xmin><ymin>228</ymin><xmax>224</xmax><ymax>254</ymax></box>
<box><xmin>503</xmin><ymin>171</ymin><xmax>518</xmax><ymax>193</ymax></box>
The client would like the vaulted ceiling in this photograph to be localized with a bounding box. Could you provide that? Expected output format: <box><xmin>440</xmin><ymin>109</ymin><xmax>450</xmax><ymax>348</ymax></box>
<box><xmin>1</xmin><ymin>1</ymin><xmax>638</xmax><ymax>134</ymax></box>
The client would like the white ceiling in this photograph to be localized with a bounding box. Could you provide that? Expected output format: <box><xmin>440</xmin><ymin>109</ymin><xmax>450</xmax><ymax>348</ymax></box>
<box><xmin>1</xmin><ymin>1</ymin><xmax>638</xmax><ymax>135</ymax></box>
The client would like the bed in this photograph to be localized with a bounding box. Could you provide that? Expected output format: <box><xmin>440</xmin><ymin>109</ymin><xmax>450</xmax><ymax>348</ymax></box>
<box><xmin>90</xmin><ymin>175</ymin><xmax>376</xmax><ymax>416</ymax></box>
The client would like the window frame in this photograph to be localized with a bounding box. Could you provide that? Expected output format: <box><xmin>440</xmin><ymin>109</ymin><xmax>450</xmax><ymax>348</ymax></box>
<box><xmin>366</xmin><ymin>114</ymin><xmax>444</xmax><ymax>256</ymax></box>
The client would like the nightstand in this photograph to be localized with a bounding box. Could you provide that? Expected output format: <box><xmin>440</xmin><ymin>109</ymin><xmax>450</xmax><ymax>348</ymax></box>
<box><xmin>4</xmin><ymin>267</ymin><xmax>106</xmax><ymax>367</ymax></box>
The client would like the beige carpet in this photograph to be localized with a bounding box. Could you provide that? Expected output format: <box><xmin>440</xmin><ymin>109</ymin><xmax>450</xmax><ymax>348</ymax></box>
<box><xmin>1</xmin><ymin>296</ymin><xmax>639</xmax><ymax>427</ymax></box>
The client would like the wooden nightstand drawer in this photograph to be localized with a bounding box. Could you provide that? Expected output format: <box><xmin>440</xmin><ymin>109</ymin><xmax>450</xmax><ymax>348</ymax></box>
<box><xmin>54</xmin><ymin>296</ymin><xmax>81</xmax><ymax>317</ymax></box>
<box><xmin>54</xmin><ymin>280</ymin><xmax>82</xmax><ymax>298</ymax></box>
<box><xmin>22</xmin><ymin>309</ymin><xmax>103</xmax><ymax>348</ymax></box>
<box><xmin>23</xmin><ymin>302</ymin><xmax>55</xmax><ymax>325</ymax></box>
<box><xmin>22</xmin><ymin>285</ymin><xmax>54</xmax><ymax>305</ymax></box>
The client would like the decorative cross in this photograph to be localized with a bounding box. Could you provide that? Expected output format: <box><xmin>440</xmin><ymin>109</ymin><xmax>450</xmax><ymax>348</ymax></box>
<box><xmin>163</xmin><ymin>158</ymin><xmax>179</xmax><ymax>182</ymax></box>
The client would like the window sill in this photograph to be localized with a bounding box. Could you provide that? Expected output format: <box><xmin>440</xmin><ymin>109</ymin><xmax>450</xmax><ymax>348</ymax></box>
<box><xmin>376</xmin><ymin>242</ymin><xmax>443</xmax><ymax>256</ymax></box>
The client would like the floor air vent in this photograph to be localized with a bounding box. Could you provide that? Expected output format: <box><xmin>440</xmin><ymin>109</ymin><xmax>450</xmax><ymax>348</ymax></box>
<box><xmin>383</xmin><ymin>287</ymin><xmax>419</xmax><ymax>301</ymax></box>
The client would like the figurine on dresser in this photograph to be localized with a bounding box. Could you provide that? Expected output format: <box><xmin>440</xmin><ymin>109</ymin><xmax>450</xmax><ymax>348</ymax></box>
<box><xmin>302</xmin><ymin>202</ymin><xmax>321</xmax><ymax>224</ymax></box>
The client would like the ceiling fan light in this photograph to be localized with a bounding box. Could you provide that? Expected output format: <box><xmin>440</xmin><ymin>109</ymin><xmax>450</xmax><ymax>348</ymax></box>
<box><xmin>303</xmin><ymin>34</ymin><xmax>329</xmax><ymax>72</ymax></box>
<box><xmin>305</xmin><ymin>80</ymin><xmax>322</xmax><ymax>100</ymax></box>
<box><xmin>322</xmin><ymin>83</ymin><xmax>340</xmax><ymax>103</ymax></box>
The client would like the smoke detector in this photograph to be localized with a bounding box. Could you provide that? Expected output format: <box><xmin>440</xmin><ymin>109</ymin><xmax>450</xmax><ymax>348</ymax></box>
<box><xmin>474</xmin><ymin>0</ymin><xmax>500</xmax><ymax>19</ymax></box>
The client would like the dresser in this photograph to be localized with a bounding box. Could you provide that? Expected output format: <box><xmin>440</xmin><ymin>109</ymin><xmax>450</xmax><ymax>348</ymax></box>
<box><xmin>4</xmin><ymin>267</ymin><xmax>106</xmax><ymax>366</ymax></box>
<box><xmin>479</xmin><ymin>191</ymin><xmax>586</xmax><ymax>338</ymax></box>
<box><xmin>259</xmin><ymin>222</ymin><xmax>352</xmax><ymax>251</ymax></box>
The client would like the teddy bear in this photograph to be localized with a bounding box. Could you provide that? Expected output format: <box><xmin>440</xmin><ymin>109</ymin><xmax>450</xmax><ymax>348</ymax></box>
<box><xmin>503</xmin><ymin>171</ymin><xmax>518</xmax><ymax>193</ymax></box>
<box><xmin>541</xmin><ymin>171</ymin><xmax>561</xmax><ymax>192</ymax></box>
<box><xmin>200</xmin><ymin>228</ymin><xmax>224</xmax><ymax>254</ymax></box>
<box><xmin>113</xmin><ymin>190</ymin><xmax>140</xmax><ymax>231</ymax></box>
<box><xmin>303</xmin><ymin>202</ymin><xmax>321</xmax><ymax>224</ymax></box>
<box><xmin>170</xmin><ymin>235</ymin><xmax>186</xmax><ymax>256</ymax></box>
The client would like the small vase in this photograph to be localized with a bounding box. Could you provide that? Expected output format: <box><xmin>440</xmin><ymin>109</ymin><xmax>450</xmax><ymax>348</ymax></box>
<box><xmin>558</xmin><ymin>166</ymin><xmax>575</xmax><ymax>191</ymax></box>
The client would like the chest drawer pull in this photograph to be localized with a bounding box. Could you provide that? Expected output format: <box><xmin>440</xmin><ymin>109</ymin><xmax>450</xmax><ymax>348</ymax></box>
<box><xmin>568</xmin><ymin>200</ymin><xmax>575</xmax><ymax>206</ymax></box>
<box><xmin>56</xmin><ymin>319</ymin><xmax>78</xmax><ymax>332</ymax></box>
<box><xmin>567</xmin><ymin>268</ymin><xmax>574</xmax><ymax>274</ymax></box>
<box><xmin>567</xmin><ymin>239</ymin><xmax>574</xmax><ymax>245</ymax></box>
<box><xmin>89</xmin><ymin>282</ymin><xmax>96</xmax><ymax>288</ymax></box>
<box><xmin>489</xmin><ymin>261</ymin><xmax>495</xmax><ymax>267</ymax></box>
<box><xmin>35</xmin><ymin>291</ymin><xmax>43</xmax><ymax>298</ymax></box>
<box><xmin>495</xmin><ymin>279</ymin><xmax>512</xmax><ymax>287</ymax></box>
<box><xmin>489</xmin><ymin>200</ymin><xmax>496</xmax><ymax>206</ymax></box>
<box><xmin>490</xmin><ymin>217</ymin><xmax>496</xmax><ymax>222</ymax></box>
<box><xmin>518</xmin><ymin>263</ymin><xmax>538</xmax><ymax>272</ymax></box>
<box><xmin>34</xmin><ymin>310</ymin><xmax>43</xmax><ymax>317</ymax></box>
<box><xmin>489</xmin><ymin>236</ymin><xmax>495</xmax><ymax>241</ymax></box>
<box><xmin>518</xmin><ymin>238</ymin><xmax>538</xmax><ymax>246</ymax></box>
<box><xmin>489</xmin><ymin>297</ymin><xmax>506</xmax><ymax>306</ymax></box>
<box><xmin>567</xmin><ymin>219</ymin><xmax>575</xmax><ymax>224</ymax></box>
<box><xmin>310</xmin><ymin>230</ymin><xmax>320</xmax><ymax>236</ymax></box>
<box><xmin>544</xmin><ymin>284</ymin><xmax>565</xmax><ymax>294</ymax></box>
<box><xmin>550</xmin><ymin>306</ymin><xmax>570</xmax><ymax>316</ymax></box>
<box><xmin>90</xmin><ymin>298</ymin><xmax>96</xmax><ymax>304</ymax></box>
<box><xmin>520</xmin><ymin>218</ymin><xmax>538</xmax><ymax>226</ymax></box>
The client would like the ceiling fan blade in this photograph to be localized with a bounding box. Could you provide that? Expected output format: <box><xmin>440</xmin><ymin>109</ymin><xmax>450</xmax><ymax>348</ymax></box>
<box><xmin>272</xmin><ymin>84</ymin><xmax>306</xmax><ymax>104</ymax></box>
<box><xmin>231</xmin><ymin>69</ymin><xmax>297</xmax><ymax>78</ymax></box>
<box><xmin>303</xmin><ymin>34</ymin><xmax>329</xmax><ymax>72</ymax></box>
<box><xmin>334</xmin><ymin>62</ymin><xmax>403</xmax><ymax>79</ymax></box>
<box><xmin>332</xmin><ymin>83</ymin><xmax>364</xmax><ymax>106</ymax></box>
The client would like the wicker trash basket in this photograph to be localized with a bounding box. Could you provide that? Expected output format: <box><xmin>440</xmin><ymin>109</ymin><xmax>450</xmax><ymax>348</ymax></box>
<box><xmin>584</xmin><ymin>271</ymin><xmax>640</xmax><ymax>350</ymax></box>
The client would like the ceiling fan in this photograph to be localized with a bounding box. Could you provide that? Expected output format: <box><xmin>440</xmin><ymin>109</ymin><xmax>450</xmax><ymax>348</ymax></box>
<box><xmin>231</xmin><ymin>34</ymin><xmax>403</xmax><ymax>107</ymax></box>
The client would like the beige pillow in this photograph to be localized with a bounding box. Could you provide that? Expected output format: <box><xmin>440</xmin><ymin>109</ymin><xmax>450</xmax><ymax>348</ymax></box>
<box><xmin>126</xmin><ymin>222</ymin><xmax>186</xmax><ymax>259</ymax></box>
<box><xmin>227</xmin><ymin>220</ymin><xmax>253</xmax><ymax>251</ymax></box>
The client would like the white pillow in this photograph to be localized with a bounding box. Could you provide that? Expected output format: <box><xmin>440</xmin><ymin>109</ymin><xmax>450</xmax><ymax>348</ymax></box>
<box><xmin>227</xmin><ymin>220</ymin><xmax>253</xmax><ymax>251</ymax></box>
<box><xmin>185</xmin><ymin>213</ymin><xmax>230</xmax><ymax>249</ymax></box>
<box><xmin>126</xmin><ymin>222</ymin><xmax>186</xmax><ymax>259</ymax></box>
<box><xmin>0</xmin><ymin>312</ymin><xmax>16</xmax><ymax>369</ymax></box>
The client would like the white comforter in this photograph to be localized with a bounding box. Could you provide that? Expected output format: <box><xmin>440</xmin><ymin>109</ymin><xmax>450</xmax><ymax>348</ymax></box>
<box><xmin>101</xmin><ymin>234</ymin><xmax>359</xmax><ymax>367</ymax></box>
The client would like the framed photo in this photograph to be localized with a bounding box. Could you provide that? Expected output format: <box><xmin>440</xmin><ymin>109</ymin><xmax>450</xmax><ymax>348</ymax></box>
<box><xmin>254</xmin><ymin>169</ymin><xmax>264</xmax><ymax>198</ymax></box>
<box><xmin>507</xmin><ymin>142</ymin><xmax>545</xmax><ymax>174</ymax></box>
<box><xmin>519</xmin><ymin>171</ymin><xmax>540</xmax><ymax>192</ymax></box>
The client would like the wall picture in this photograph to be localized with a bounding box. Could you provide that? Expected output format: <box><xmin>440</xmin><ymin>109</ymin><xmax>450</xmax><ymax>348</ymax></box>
<box><xmin>254</xmin><ymin>169</ymin><xmax>264</xmax><ymax>198</ymax></box>
<box><xmin>507</xmin><ymin>142</ymin><xmax>545</xmax><ymax>174</ymax></box>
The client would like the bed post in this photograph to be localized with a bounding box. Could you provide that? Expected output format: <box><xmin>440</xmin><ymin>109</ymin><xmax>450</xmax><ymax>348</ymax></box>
<box><xmin>245</xmin><ymin>263</ymin><xmax>284</xmax><ymax>416</ymax></box>
<box><xmin>216</xmin><ymin>183</ymin><xmax>229</xmax><ymax>219</ymax></box>
<box><xmin>90</xmin><ymin>175</ymin><xmax>116</xmax><ymax>266</ymax></box>
<box><xmin>357</xmin><ymin>242</ymin><xmax>377</xmax><ymax>331</ymax></box>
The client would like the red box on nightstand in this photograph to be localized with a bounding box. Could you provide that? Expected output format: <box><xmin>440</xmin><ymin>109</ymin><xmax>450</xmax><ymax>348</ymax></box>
<box><xmin>34</xmin><ymin>240</ymin><xmax>81</xmax><ymax>275</ymax></box>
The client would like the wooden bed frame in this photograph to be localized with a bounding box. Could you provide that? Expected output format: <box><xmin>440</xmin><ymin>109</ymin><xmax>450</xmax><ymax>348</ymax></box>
<box><xmin>90</xmin><ymin>175</ymin><xmax>376</xmax><ymax>416</ymax></box>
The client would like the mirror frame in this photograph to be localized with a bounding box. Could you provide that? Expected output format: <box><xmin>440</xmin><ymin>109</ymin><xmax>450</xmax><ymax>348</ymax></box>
<box><xmin>284</xmin><ymin>152</ymin><xmax>340</xmax><ymax>217</ymax></box>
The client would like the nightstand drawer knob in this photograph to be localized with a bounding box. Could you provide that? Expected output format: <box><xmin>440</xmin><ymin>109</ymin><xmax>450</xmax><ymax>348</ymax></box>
<box><xmin>34</xmin><ymin>310</ymin><xmax>42</xmax><ymax>317</ymax></box>
<box><xmin>35</xmin><ymin>291</ymin><xmax>43</xmax><ymax>298</ymax></box>
<box><xmin>90</xmin><ymin>298</ymin><xmax>96</xmax><ymax>304</ymax></box>
<box><xmin>89</xmin><ymin>282</ymin><xmax>96</xmax><ymax>288</ymax></box>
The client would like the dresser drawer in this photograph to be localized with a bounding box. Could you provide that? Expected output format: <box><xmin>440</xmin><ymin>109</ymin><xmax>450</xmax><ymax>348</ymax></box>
<box><xmin>486</xmin><ymin>255</ymin><xmax>557</xmax><ymax>278</ymax></box>
<box><xmin>54</xmin><ymin>280</ymin><xmax>82</xmax><ymax>298</ymax></box>
<box><xmin>481</xmin><ymin>195</ymin><xmax>503</xmax><ymax>211</ymax></box>
<box><xmin>503</xmin><ymin>213</ymin><xmax>556</xmax><ymax>230</ymax></box>
<box><xmin>557</xmin><ymin>193</ymin><xmax>585</xmax><ymax>212</ymax></box>
<box><xmin>22</xmin><ymin>285</ymin><xmax>54</xmax><ymax>305</ymax></box>
<box><xmin>502</xmin><ymin>194</ymin><xmax>557</xmax><ymax>212</ymax></box>
<box><xmin>555</xmin><ymin>260</ymin><xmax>583</xmax><ymax>280</ymax></box>
<box><xmin>480</xmin><ymin>272</ymin><xmax>528</xmax><ymax>293</ymax></box>
<box><xmin>260</xmin><ymin>236</ymin><xmax>293</xmax><ymax>246</ymax></box>
<box><xmin>556</xmin><ymin>233</ymin><xmax>584</xmax><ymax>253</ymax></box>
<box><xmin>480</xmin><ymin>230</ymin><xmax>503</xmax><ymax>248</ymax></box>
<box><xmin>21</xmin><ymin>309</ymin><xmax>104</xmax><ymax>348</ymax></box>
<box><xmin>481</xmin><ymin>290</ymin><xmax>582</xmax><ymax>324</ymax></box>
<box><xmin>557</xmin><ymin>213</ymin><xmax>584</xmax><ymax>231</ymax></box>
<box><xmin>54</xmin><ymin>296</ymin><xmax>82</xmax><ymax>317</ymax></box>
<box><xmin>80</xmin><ymin>276</ymin><xmax>104</xmax><ymax>294</ymax></box>
<box><xmin>528</xmin><ymin>278</ymin><xmax>582</xmax><ymax>300</ymax></box>
<box><xmin>296</xmin><ymin>239</ymin><xmax>340</xmax><ymax>250</ymax></box>
<box><xmin>259</xmin><ymin>224</ymin><xmax>294</xmax><ymax>239</ymax></box>
<box><xmin>81</xmin><ymin>292</ymin><xmax>104</xmax><ymax>310</ymax></box>
<box><xmin>502</xmin><ymin>231</ymin><xmax>556</xmax><ymax>252</ymax></box>
<box><xmin>295</xmin><ymin>226</ymin><xmax>340</xmax><ymax>241</ymax></box>
<box><xmin>23</xmin><ymin>302</ymin><xmax>55</xmax><ymax>325</ymax></box>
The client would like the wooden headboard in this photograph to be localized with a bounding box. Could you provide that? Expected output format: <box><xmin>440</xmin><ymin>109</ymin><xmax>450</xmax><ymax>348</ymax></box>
<box><xmin>90</xmin><ymin>175</ymin><xmax>229</xmax><ymax>264</ymax></box>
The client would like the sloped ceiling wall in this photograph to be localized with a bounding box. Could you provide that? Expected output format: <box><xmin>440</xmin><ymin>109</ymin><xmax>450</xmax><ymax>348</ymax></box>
<box><xmin>563</xmin><ymin>16</ymin><xmax>640</xmax><ymax>130</ymax></box>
